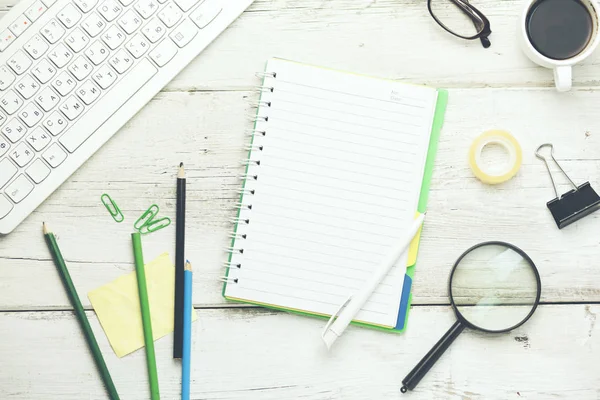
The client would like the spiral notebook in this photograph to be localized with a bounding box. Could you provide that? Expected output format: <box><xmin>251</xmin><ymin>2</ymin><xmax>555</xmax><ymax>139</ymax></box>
<box><xmin>224</xmin><ymin>58</ymin><xmax>448</xmax><ymax>331</ymax></box>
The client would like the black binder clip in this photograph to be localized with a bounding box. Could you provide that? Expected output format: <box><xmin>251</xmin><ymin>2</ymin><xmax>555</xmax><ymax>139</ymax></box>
<box><xmin>536</xmin><ymin>143</ymin><xmax>600</xmax><ymax>229</ymax></box>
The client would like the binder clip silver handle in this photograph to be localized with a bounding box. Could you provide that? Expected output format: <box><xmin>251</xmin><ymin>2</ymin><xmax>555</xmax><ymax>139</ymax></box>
<box><xmin>535</xmin><ymin>143</ymin><xmax>578</xmax><ymax>199</ymax></box>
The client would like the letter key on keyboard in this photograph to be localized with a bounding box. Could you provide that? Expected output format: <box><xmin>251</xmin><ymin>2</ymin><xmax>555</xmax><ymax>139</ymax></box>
<box><xmin>0</xmin><ymin>0</ymin><xmax>256</xmax><ymax>235</ymax></box>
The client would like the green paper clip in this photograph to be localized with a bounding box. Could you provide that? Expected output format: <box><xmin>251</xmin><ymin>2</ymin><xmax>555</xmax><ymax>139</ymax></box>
<box><xmin>139</xmin><ymin>217</ymin><xmax>172</xmax><ymax>234</ymax></box>
<box><xmin>134</xmin><ymin>204</ymin><xmax>160</xmax><ymax>231</ymax></box>
<box><xmin>101</xmin><ymin>194</ymin><xmax>124</xmax><ymax>223</ymax></box>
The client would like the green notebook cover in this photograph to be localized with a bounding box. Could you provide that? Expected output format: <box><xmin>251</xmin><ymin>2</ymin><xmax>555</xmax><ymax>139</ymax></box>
<box><xmin>223</xmin><ymin>60</ymin><xmax>448</xmax><ymax>333</ymax></box>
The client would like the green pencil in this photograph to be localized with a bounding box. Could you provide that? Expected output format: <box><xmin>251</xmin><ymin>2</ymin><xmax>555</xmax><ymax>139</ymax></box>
<box><xmin>132</xmin><ymin>232</ymin><xmax>160</xmax><ymax>400</ymax></box>
<box><xmin>42</xmin><ymin>223</ymin><xmax>120</xmax><ymax>400</ymax></box>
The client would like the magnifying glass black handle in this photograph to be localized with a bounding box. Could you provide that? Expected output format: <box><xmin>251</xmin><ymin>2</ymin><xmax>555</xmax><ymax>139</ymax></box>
<box><xmin>401</xmin><ymin>320</ymin><xmax>466</xmax><ymax>393</ymax></box>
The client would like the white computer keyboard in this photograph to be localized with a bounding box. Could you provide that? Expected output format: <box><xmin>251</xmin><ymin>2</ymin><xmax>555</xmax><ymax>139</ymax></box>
<box><xmin>0</xmin><ymin>0</ymin><xmax>254</xmax><ymax>234</ymax></box>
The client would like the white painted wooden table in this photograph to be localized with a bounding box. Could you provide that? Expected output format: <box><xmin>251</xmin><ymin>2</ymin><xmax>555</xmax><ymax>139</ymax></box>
<box><xmin>1</xmin><ymin>0</ymin><xmax>600</xmax><ymax>399</ymax></box>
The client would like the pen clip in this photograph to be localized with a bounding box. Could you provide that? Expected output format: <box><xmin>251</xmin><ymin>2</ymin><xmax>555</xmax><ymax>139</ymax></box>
<box><xmin>322</xmin><ymin>294</ymin><xmax>352</xmax><ymax>340</ymax></box>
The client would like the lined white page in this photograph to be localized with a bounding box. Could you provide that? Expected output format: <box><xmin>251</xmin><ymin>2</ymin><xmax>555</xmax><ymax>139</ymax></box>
<box><xmin>225</xmin><ymin>58</ymin><xmax>438</xmax><ymax>328</ymax></box>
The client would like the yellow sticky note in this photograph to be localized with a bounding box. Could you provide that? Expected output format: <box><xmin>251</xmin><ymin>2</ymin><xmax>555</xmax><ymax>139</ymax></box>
<box><xmin>407</xmin><ymin>212</ymin><xmax>425</xmax><ymax>267</ymax></box>
<box><xmin>88</xmin><ymin>253</ymin><xmax>197</xmax><ymax>358</ymax></box>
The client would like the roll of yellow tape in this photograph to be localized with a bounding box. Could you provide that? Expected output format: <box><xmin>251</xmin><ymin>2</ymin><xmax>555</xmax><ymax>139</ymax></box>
<box><xmin>469</xmin><ymin>130</ymin><xmax>522</xmax><ymax>185</ymax></box>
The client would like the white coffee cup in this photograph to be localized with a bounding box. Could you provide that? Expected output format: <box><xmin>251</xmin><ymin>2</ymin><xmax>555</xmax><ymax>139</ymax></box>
<box><xmin>519</xmin><ymin>0</ymin><xmax>600</xmax><ymax>92</ymax></box>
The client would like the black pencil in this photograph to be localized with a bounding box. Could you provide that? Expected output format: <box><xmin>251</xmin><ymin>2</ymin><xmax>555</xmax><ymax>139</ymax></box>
<box><xmin>174</xmin><ymin>162</ymin><xmax>186</xmax><ymax>359</ymax></box>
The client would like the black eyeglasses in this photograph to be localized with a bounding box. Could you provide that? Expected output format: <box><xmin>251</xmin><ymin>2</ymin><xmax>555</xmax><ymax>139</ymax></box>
<box><xmin>427</xmin><ymin>0</ymin><xmax>492</xmax><ymax>48</ymax></box>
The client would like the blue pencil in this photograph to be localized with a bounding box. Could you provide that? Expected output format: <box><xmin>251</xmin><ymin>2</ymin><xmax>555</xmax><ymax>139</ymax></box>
<box><xmin>182</xmin><ymin>261</ymin><xmax>193</xmax><ymax>400</ymax></box>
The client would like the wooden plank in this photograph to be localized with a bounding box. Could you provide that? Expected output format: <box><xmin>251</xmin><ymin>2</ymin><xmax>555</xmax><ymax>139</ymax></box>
<box><xmin>0</xmin><ymin>304</ymin><xmax>598</xmax><ymax>399</ymax></box>
<box><xmin>1</xmin><ymin>88</ymin><xmax>600</xmax><ymax>309</ymax></box>
<box><xmin>1</xmin><ymin>0</ymin><xmax>599</xmax><ymax>89</ymax></box>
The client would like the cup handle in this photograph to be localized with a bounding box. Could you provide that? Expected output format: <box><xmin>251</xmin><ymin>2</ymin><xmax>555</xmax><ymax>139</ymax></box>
<box><xmin>554</xmin><ymin>66</ymin><xmax>572</xmax><ymax>92</ymax></box>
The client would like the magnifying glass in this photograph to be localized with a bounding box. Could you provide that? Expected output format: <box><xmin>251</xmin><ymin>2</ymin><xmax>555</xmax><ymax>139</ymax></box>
<box><xmin>401</xmin><ymin>241</ymin><xmax>541</xmax><ymax>393</ymax></box>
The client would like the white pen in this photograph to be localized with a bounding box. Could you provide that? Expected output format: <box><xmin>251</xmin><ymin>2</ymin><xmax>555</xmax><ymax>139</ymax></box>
<box><xmin>322</xmin><ymin>213</ymin><xmax>426</xmax><ymax>350</ymax></box>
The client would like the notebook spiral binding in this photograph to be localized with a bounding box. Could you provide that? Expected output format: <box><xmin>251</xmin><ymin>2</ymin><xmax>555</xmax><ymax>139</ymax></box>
<box><xmin>223</xmin><ymin>70</ymin><xmax>278</xmax><ymax>286</ymax></box>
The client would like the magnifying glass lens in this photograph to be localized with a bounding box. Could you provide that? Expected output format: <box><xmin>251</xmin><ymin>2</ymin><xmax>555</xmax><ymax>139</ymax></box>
<box><xmin>450</xmin><ymin>244</ymin><xmax>539</xmax><ymax>331</ymax></box>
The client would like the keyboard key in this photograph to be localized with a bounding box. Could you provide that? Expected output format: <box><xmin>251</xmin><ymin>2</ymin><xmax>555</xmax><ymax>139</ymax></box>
<box><xmin>0</xmin><ymin>159</ymin><xmax>17</xmax><ymax>188</ymax></box>
<box><xmin>65</xmin><ymin>28</ymin><xmax>90</xmax><ymax>52</ymax></box>
<box><xmin>92</xmin><ymin>64</ymin><xmax>116</xmax><ymax>88</ymax></box>
<box><xmin>40</xmin><ymin>19</ymin><xmax>66</xmax><ymax>44</ymax></box>
<box><xmin>25</xmin><ymin>1</ymin><xmax>48</xmax><ymax>22</ymax></box>
<box><xmin>98</xmin><ymin>0</ymin><xmax>123</xmax><ymax>21</ymax></box>
<box><xmin>32</xmin><ymin>59</ymin><xmax>57</xmax><ymax>83</ymax></box>
<box><xmin>74</xmin><ymin>0</ymin><xmax>98</xmax><ymax>13</ymax></box>
<box><xmin>48</xmin><ymin>43</ymin><xmax>73</xmax><ymax>68</ymax></box>
<box><xmin>2</xmin><ymin>118</ymin><xmax>27</xmax><ymax>142</ymax></box>
<box><xmin>60</xmin><ymin>59</ymin><xmax>156</xmax><ymax>152</ymax></box>
<box><xmin>0</xmin><ymin>90</ymin><xmax>23</xmax><ymax>115</ymax></box>
<box><xmin>85</xmin><ymin>40</ymin><xmax>109</xmax><ymax>65</ymax></box>
<box><xmin>26</xmin><ymin>159</ymin><xmax>51</xmax><ymax>183</ymax></box>
<box><xmin>0</xmin><ymin>65</ymin><xmax>15</xmax><ymax>90</ymax></box>
<box><xmin>41</xmin><ymin>0</ymin><xmax>57</xmax><ymax>7</ymax></box>
<box><xmin>0</xmin><ymin>194</ymin><xmax>13</xmax><ymax>218</ymax></box>
<box><xmin>118</xmin><ymin>10</ymin><xmax>142</xmax><ymax>34</ymax></box>
<box><xmin>173</xmin><ymin>0</ymin><xmax>198</xmax><ymax>12</ymax></box>
<box><xmin>134</xmin><ymin>0</ymin><xmax>159</xmax><ymax>19</ymax></box>
<box><xmin>101</xmin><ymin>25</ymin><xmax>126</xmax><ymax>49</ymax></box>
<box><xmin>43</xmin><ymin>143</ymin><xmax>67</xmax><ymax>166</ymax></box>
<box><xmin>169</xmin><ymin>19</ymin><xmax>197</xmax><ymax>48</ymax></box>
<box><xmin>0</xmin><ymin>30</ymin><xmax>16</xmax><ymax>52</ymax></box>
<box><xmin>69</xmin><ymin>56</ymin><xmax>93</xmax><ymax>80</ymax></box>
<box><xmin>9</xmin><ymin>16</ymin><xmax>32</xmax><ymax>37</ymax></box>
<box><xmin>60</xmin><ymin>96</ymin><xmax>84</xmax><ymax>120</ymax></box>
<box><xmin>0</xmin><ymin>135</ymin><xmax>9</xmax><ymax>156</ymax></box>
<box><xmin>0</xmin><ymin>112</ymin><xmax>7</xmax><ymax>127</ymax></box>
<box><xmin>15</xmin><ymin>74</ymin><xmax>40</xmax><ymax>99</ymax></box>
<box><xmin>18</xmin><ymin>103</ymin><xmax>44</xmax><ymax>127</ymax></box>
<box><xmin>53</xmin><ymin>71</ymin><xmax>76</xmax><ymax>96</ymax></box>
<box><xmin>118</xmin><ymin>0</ymin><xmax>135</xmax><ymax>6</ymax></box>
<box><xmin>43</xmin><ymin>111</ymin><xmax>68</xmax><ymax>135</ymax></box>
<box><xmin>24</xmin><ymin>34</ymin><xmax>49</xmax><ymax>59</ymax></box>
<box><xmin>141</xmin><ymin>18</ymin><xmax>165</xmax><ymax>43</ymax></box>
<box><xmin>58</xmin><ymin>4</ymin><xmax>82</xmax><ymax>28</ymax></box>
<box><xmin>190</xmin><ymin>1</ymin><xmax>222</xmax><ymax>29</ymax></box>
<box><xmin>125</xmin><ymin>34</ymin><xmax>149</xmax><ymax>58</ymax></box>
<box><xmin>35</xmin><ymin>87</ymin><xmax>60</xmax><ymax>111</ymax></box>
<box><xmin>149</xmin><ymin>38</ymin><xmax>177</xmax><ymax>67</ymax></box>
<box><xmin>108</xmin><ymin>49</ymin><xmax>133</xmax><ymax>73</ymax></box>
<box><xmin>158</xmin><ymin>3</ymin><xmax>181</xmax><ymax>27</ymax></box>
<box><xmin>8</xmin><ymin>50</ymin><xmax>32</xmax><ymax>75</ymax></box>
<box><xmin>5</xmin><ymin>175</ymin><xmax>34</xmax><ymax>203</ymax></box>
<box><xmin>26</xmin><ymin>127</ymin><xmax>51</xmax><ymax>151</ymax></box>
<box><xmin>10</xmin><ymin>142</ymin><xmax>35</xmax><ymax>167</ymax></box>
<box><xmin>82</xmin><ymin>12</ymin><xmax>106</xmax><ymax>37</ymax></box>
<box><xmin>76</xmin><ymin>80</ymin><xmax>101</xmax><ymax>104</ymax></box>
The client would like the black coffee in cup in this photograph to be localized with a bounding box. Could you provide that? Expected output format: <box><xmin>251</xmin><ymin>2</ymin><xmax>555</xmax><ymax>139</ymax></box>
<box><xmin>526</xmin><ymin>0</ymin><xmax>594</xmax><ymax>60</ymax></box>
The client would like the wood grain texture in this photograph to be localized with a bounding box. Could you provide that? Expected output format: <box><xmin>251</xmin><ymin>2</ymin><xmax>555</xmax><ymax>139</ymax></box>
<box><xmin>1</xmin><ymin>1</ymin><xmax>600</xmax><ymax>398</ymax></box>
<box><xmin>1</xmin><ymin>305</ymin><xmax>599</xmax><ymax>399</ymax></box>
<box><xmin>0</xmin><ymin>0</ymin><xmax>599</xmax><ymax>90</ymax></box>
<box><xmin>1</xmin><ymin>89</ymin><xmax>600</xmax><ymax>309</ymax></box>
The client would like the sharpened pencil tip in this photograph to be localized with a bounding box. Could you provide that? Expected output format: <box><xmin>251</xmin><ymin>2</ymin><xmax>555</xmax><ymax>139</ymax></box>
<box><xmin>178</xmin><ymin>163</ymin><xmax>185</xmax><ymax>178</ymax></box>
<box><xmin>180</xmin><ymin>162</ymin><xmax>183</xmax><ymax>167</ymax></box>
<box><xmin>42</xmin><ymin>222</ymin><xmax>49</xmax><ymax>235</ymax></box>
<box><xmin>185</xmin><ymin>260</ymin><xmax>192</xmax><ymax>271</ymax></box>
